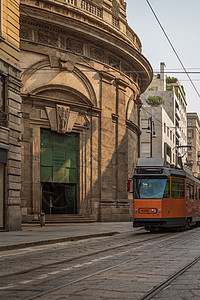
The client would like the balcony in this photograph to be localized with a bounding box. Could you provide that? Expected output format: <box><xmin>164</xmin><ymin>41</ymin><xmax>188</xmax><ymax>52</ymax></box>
<box><xmin>0</xmin><ymin>110</ymin><xmax>7</xmax><ymax>127</ymax></box>
<box><xmin>176</xmin><ymin>127</ymin><xmax>181</xmax><ymax>138</ymax></box>
<box><xmin>175</xmin><ymin>108</ymin><xmax>181</xmax><ymax>121</ymax></box>
<box><xmin>20</xmin><ymin>0</ymin><xmax>142</xmax><ymax>52</ymax></box>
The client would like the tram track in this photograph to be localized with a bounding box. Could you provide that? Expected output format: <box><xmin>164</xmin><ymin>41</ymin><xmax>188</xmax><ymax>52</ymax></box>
<box><xmin>0</xmin><ymin>231</ymin><xmax>172</xmax><ymax>280</ymax></box>
<box><xmin>15</xmin><ymin>229</ymin><xmax>200</xmax><ymax>300</ymax></box>
<box><xmin>140</xmin><ymin>253</ymin><xmax>200</xmax><ymax>300</ymax></box>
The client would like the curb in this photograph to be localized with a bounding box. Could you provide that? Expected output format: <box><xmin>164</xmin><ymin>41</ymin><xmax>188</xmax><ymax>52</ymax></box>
<box><xmin>0</xmin><ymin>231</ymin><xmax>119</xmax><ymax>252</ymax></box>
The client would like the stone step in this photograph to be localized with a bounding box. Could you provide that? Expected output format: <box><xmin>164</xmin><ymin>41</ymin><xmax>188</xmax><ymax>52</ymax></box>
<box><xmin>23</xmin><ymin>215</ymin><xmax>95</xmax><ymax>224</ymax></box>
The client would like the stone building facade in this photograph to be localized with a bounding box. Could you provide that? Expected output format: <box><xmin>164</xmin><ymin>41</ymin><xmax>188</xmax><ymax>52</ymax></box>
<box><xmin>187</xmin><ymin>113</ymin><xmax>200</xmax><ymax>177</ymax></box>
<box><xmin>20</xmin><ymin>0</ymin><xmax>152</xmax><ymax>222</ymax></box>
<box><xmin>0</xmin><ymin>0</ymin><xmax>21</xmax><ymax>230</ymax></box>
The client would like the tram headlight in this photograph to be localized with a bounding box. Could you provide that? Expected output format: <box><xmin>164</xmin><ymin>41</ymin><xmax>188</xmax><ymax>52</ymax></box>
<box><xmin>158</xmin><ymin>209</ymin><xmax>161</xmax><ymax>213</ymax></box>
<box><xmin>151</xmin><ymin>209</ymin><xmax>156</xmax><ymax>213</ymax></box>
<box><xmin>135</xmin><ymin>209</ymin><xmax>138</xmax><ymax>213</ymax></box>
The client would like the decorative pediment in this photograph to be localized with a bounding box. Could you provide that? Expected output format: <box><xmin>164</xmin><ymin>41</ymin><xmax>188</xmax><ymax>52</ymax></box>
<box><xmin>45</xmin><ymin>105</ymin><xmax>90</xmax><ymax>133</ymax></box>
<box><xmin>45</xmin><ymin>106</ymin><xmax>78</xmax><ymax>133</ymax></box>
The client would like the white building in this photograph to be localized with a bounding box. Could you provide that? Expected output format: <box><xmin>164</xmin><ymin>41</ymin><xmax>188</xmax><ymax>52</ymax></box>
<box><xmin>140</xmin><ymin>62</ymin><xmax>187</xmax><ymax>166</ymax></box>
<box><xmin>187</xmin><ymin>113</ymin><xmax>200</xmax><ymax>177</ymax></box>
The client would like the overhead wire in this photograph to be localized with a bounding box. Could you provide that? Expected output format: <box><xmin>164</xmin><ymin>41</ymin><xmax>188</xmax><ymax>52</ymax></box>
<box><xmin>146</xmin><ymin>0</ymin><xmax>200</xmax><ymax>99</ymax></box>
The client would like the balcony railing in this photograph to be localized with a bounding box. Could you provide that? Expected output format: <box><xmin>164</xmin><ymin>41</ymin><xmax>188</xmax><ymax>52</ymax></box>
<box><xmin>81</xmin><ymin>0</ymin><xmax>102</xmax><ymax>18</ymax></box>
<box><xmin>0</xmin><ymin>110</ymin><xmax>7</xmax><ymax>127</ymax></box>
<box><xmin>176</xmin><ymin>127</ymin><xmax>181</xmax><ymax>138</ymax></box>
<box><xmin>175</xmin><ymin>108</ymin><xmax>181</xmax><ymax>121</ymax></box>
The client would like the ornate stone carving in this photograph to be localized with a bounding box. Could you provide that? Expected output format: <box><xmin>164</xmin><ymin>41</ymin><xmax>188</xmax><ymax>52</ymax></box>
<box><xmin>90</xmin><ymin>47</ymin><xmax>104</xmax><ymax>62</ymax></box>
<box><xmin>38</xmin><ymin>31</ymin><xmax>49</xmax><ymax>44</ymax></box>
<box><xmin>109</xmin><ymin>55</ymin><xmax>120</xmax><ymax>70</ymax></box>
<box><xmin>49</xmin><ymin>34</ymin><xmax>58</xmax><ymax>47</ymax></box>
<box><xmin>20</xmin><ymin>28</ymin><xmax>30</xmax><ymax>40</ymax></box>
<box><xmin>57</xmin><ymin>105</ymin><xmax>70</xmax><ymax>133</ymax></box>
<box><xmin>60</xmin><ymin>60</ymin><xmax>76</xmax><ymax>72</ymax></box>
<box><xmin>45</xmin><ymin>106</ymin><xmax>79</xmax><ymax>133</ymax></box>
<box><xmin>66</xmin><ymin>38</ymin><xmax>83</xmax><ymax>55</ymax></box>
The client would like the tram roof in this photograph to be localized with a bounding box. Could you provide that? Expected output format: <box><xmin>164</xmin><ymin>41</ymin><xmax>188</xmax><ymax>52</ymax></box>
<box><xmin>135</xmin><ymin>158</ymin><xmax>200</xmax><ymax>183</ymax></box>
<box><xmin>137</xmin><ymin>158</ymin><xmax>168</xmax><ymax>168</ymax></box>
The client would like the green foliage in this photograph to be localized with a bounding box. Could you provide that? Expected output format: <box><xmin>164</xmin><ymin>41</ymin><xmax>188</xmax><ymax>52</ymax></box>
<box><xmin>148</xmin><ymin>87</ymin><xmax>155</xmax><ymax>91</ymax></box>
<box><xmin>166</xmin><ymin>85</ymin><xmax>173</xmax><ymax>91</ymax></box>
<box><xmin>145</xmin><ymin>95</ymin><xmax>164</xmax><ymax>107</ymax></box>
<box><xmin>166</xmin><ymin>76</ymin><xmax>177</xmax><ymax>84</ymax></box>
<box><xmin>181</xmin><ymin>85</ymin><xmax>186</xmax><ymax>96</ymax></box>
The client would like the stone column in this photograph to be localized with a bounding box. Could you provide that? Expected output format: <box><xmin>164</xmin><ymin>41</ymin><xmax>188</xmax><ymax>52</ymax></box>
<box><xmin>115</xmin><ymin>78</ymin><xmax>130</xmax><ymax>221</ymax></box>
<box><xmin>32</xmin><ymin>127</ymin><xmax>41</xmax><ymax>215</ymax></box>
<box><xmin>99</xmin><ymin>71</ymin><xmax>116</xmax><ymax>221</ymax></box>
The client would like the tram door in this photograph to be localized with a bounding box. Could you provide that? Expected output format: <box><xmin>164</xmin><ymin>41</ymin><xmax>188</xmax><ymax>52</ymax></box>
<box><xmin>40</xmin><ymin>129</ymin><xmax>78</xmax><ymax>214</ymax></box>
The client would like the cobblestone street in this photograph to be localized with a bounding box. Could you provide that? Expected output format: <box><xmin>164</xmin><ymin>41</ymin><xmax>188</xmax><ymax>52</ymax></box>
<box><xmin>1</xmin><ymin>226</ymin><xmax>200</xmax><ymax>299</ymax></box>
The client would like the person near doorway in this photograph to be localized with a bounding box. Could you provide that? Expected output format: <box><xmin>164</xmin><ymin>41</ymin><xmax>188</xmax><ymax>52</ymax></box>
<box><xmin>50</xmin><ymin>195</ymin><xmax>54</xmax><ymax>215</ymax></box>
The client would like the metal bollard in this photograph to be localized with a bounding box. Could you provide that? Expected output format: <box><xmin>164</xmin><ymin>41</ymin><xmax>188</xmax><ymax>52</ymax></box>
<box><xmin>40</xmin><ymin>212</ymin><xmax>45</xmax><ymax>227</ymax></box>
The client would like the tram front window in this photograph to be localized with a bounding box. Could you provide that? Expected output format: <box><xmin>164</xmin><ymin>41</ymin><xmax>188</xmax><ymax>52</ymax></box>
<box><xmin>134</xmin><ymin>178</ymin><xmax>169</xmax><ymax>199</ymax></box>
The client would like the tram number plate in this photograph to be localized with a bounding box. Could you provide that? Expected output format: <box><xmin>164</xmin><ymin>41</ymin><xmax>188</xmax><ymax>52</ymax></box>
<box><xmin>139</xmin><ymin>208</ymin><xmax>152</xmax><ymax>214</ymax></box>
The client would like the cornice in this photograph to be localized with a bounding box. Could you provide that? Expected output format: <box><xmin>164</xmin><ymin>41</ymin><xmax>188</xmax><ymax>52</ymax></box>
<box><xmin>126</xmin><ymin>119</ymin><xmax>141</xmax><ymax>135</ymax></box>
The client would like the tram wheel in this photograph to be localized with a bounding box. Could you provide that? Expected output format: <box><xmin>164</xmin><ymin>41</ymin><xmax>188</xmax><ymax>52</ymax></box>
<box><xmin>184</xmin><ymin>219</ymin><xmax>191</xmax><ymax>230</ymax></box>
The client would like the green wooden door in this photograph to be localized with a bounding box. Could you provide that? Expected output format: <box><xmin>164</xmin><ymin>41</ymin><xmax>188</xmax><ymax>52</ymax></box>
<box><xmin>40</xmin><ymin>129</ymin><xmax>78</xmax><ymax>184</ymax></box>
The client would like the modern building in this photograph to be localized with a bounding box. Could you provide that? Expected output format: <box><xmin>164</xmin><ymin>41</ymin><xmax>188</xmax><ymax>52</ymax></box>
<box><xmin>140</xmin><ymin>62</ymin><xmax>187</xmax><ymax>166</ymax></box>
<box><xmin>0</xmin><ymin>0</ymin><xmax>21</xmax><ymax>230</ymax></box>
<box><xmin>140</xmin><ymin>106</ymin><xmax>176</xmax><ymax>165</ymax></box>
<box><xmin>19</xmin><ymin>0</ymin><xmax>152</xmax><ymax>222</ymax></box>
<box><xmin>187</xmin><ymin>113</ymin><xmax>200</xmax><ymax>177</ymax></box>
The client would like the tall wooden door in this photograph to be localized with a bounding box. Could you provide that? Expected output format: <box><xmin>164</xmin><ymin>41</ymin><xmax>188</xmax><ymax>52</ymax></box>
<box><xmin>40</xmin><ymin>129</ymin><xmax>78</xmax><ymax>214</ymax></box>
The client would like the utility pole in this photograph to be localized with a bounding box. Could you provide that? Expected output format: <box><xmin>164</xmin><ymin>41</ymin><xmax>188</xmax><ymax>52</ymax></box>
<box><xmin>145</xmin><ymin>117</ymin><xmax>156</xmax><ymax>158</ymax></box>
<box><xmin>149</xmin><ymin>117</ymin><xmax>153</xmax><ymax>157</ymax></box>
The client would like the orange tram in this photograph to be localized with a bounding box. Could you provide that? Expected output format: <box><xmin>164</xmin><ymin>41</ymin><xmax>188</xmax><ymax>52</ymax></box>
<box><xmin>133</xmin><ymin>158</ymin><xmax>200</xmax><ymax>232</ymax></box>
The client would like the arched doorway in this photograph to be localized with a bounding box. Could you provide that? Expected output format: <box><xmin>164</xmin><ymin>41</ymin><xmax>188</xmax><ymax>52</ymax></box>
<box><xmin>40</xmin><ymin>129</ymin><xmax>78</xmax><ymax>215</ymax></box>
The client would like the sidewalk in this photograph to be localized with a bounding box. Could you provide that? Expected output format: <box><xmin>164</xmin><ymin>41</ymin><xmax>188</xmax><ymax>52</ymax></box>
<box><xmin>0</xmin><ymin>222</ymin><xmax>134</xmax><ymax>252</ymax></box>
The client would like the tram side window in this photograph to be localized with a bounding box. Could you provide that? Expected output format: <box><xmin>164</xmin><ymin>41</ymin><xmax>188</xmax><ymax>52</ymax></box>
<box><xmin>194</xmin><ymin>186</ymin><xmax>197</xmax><ymax>200</ymax></box>
<box><xmin>163</xmin><ymin>178</ymin><xmax>170</xmax><ymax>198</ymax></box>
<box><xmin>187</xmin><ymin>183</ymin><xmax>190</xmax><ymax>199</ymax></box>
<box><xmin>190</xmin><ymin>185</ymin><xmax>194</xmax><ymax>199</ymax></box>
<box><xmin>171</xmin><ymin>178</ymin><xmax>185</xmax><ymax>198</ymax></box>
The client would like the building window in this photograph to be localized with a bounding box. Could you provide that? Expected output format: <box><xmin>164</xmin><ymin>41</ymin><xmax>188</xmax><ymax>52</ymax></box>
<box><xmin>141</xmin><ymin>143</ymin><xmax>150</xmax><ymax>154</ymax></box>
<box><xmin>188</xmin><ymin>122</ymin><xmax>192</xmax><ymax>127</ymax></box>
<box><xmin>188</xmin><ymin>130</ymin><xmax>193</xmax><ymax>138</ymax></box>
<box><xmin>167</xmin><ymin>127</ymin><xmax>169</xmax><ymax>137</ymax></box>
<box><xmin>164</xmin><ymin>122</ymin><xmax>166</xmax><ymax>133</ymax></box>
<box><xmin>141</xmin><ymin>119</ymin><xmax>148</xmax><ymax>129</ymax></box>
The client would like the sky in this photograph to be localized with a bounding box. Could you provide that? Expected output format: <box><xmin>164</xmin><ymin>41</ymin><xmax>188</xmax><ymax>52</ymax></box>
<box><xmin>125</xmin><ymin>0</ymin><xmax>200</xmax><ymax>114</ymax></box>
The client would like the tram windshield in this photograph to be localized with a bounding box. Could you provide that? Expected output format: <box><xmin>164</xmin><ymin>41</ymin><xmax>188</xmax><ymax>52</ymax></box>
<box><xmin>134</xmin><ymin>178</ymin><xmax>170</xmax><ymax>199</ymax></box>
